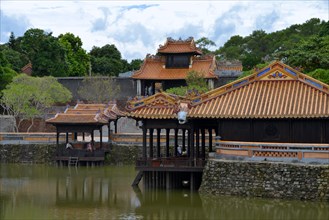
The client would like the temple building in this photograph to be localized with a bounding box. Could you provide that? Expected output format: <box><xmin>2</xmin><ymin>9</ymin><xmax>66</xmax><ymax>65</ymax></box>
<box><xmin>46</xmin><ymin>103</ymin><xmax>125</xmax><ymax>166</ymax></box>
<box><xmin>126</xmin><ymin>61</ymin><xmax>329</xmax><ymax>190</ymax></box>
<box><xmin>131</xmin><ymin>37</ymin><xmax>218</xmax><ymax>96</ymax></box>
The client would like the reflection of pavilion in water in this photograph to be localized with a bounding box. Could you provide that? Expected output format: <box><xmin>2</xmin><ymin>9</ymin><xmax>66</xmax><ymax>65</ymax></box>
<box><xmin>133</xmin><ymin>187</ymin><xmax>206</xmax><ymax>220</ymax></box>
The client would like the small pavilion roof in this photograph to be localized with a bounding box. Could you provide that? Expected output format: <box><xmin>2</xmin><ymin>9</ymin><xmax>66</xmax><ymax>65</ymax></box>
<box><xmin>189</xmin><ymin>61</ymin><xmax>329</xmax><ymax>119</ymax></box>
<box><xmin>132</xmin><ymin>55</ymin><xmax>217</xmax><ymax>80</ymax></box>
<box><xmin>157</xmin><ymin>37</ymin><xmax>202</xmax><ymax>54</ymax></box>
<box><xmin>126</xmin><ymin>92</ymin><xmax>186</xmax><ymax>119</ymax></box>
<box><xmin>46</xmin><ymin>103</ymin><xmax>125</xmax><ymax>125</ymax></box>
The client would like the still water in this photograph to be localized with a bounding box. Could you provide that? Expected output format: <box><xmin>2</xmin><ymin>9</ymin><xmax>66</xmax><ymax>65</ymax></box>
<box><xmin>0</xmin><ymin>164</ymin><xmax>328</xmax><ymax>220</ymax></box>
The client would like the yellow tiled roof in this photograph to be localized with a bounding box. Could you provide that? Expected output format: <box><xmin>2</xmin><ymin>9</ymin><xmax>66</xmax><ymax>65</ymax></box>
<box><xmin>189</xmin><ymin>61</ymin><xmax>329</xmax><ymax>119</ymax></box>
<box><xmin>46</xmin><ymin>103</ymin><xmax>125</xmax><ymax>124</ymax></box>
<box><xmin>157</xmin><ymin>37</ymin><xmax>202</xmax><ymax>54</ymax></box>
<box><xmin>132</xmin><ymin>55</ymin><xmax>217</xmax><ymax>80</ymax></box>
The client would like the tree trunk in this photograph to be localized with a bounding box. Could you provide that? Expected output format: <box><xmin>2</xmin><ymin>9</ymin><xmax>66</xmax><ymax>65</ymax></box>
<box><xmin>27</xmin><ymin>118</ymin><xmax>34</xmax><ymax>133</ymax></box>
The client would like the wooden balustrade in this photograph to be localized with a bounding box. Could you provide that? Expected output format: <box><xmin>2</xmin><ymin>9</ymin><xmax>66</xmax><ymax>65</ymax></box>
<box><xmin>215</xmin><ymin>140</ymin><xmax>329</xmax><ymax>161</ymax></box>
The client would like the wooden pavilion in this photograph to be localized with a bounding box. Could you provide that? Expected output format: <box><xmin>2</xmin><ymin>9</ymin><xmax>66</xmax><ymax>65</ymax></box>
<box><xmin>132</xmin><ymin>37</ymin><xmax>217</xmax><ymax>96</ymax></box>
<box><xmin>126</xmin><ymin>61</ymin><xmax>329</xmax><ymax>190</ymax></box>
<box><xmin>188</xmin><ymin>61</ymin><xmax>329</xmax><ymax>161</ymax></box>
<box><xmin>46</xmin><ymin>103</ymin><xmax>125</xmax><ymax>166</ymax></box>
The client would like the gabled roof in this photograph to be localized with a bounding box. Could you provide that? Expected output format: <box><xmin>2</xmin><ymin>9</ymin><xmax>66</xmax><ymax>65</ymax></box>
<box><xmin>46</xmin><ymin>103</ymin><xmax>125</xmax><ymax>125</ymax></box>
<box><xmin>157</xmin><ymin>37</ymin><xmax>202</xmax><ymax>54</ymax></box>
<box><xmin>126</xmin><ymin>92</ymin><xmax>184</xmax><ymax>119</ymax></box>
<box><xmin>132</xmin><ymin>55</ymin><xmax>217</xmax><ymax>80</ymax></box>
<box><xmin>189</xmin><ymin>61</ymin><xmax>329</xmax><ymax>119</ymax></box>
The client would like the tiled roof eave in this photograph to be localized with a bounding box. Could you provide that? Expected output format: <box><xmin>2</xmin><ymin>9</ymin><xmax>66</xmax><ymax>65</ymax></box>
<box><xmin>189</xmin><ymin>114</ymin><xmax>329</xmax><ymax>119</ymax></box>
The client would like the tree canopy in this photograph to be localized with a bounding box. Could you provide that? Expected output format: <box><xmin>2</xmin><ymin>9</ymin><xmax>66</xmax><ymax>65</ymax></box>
<box><xmin>0</xmin><ymin>74</ymin><xmax>72</xmax><ymax>132</ymax></box>
<box><xmin>77</xmin><ymin>76</ymin><xmax>120</xmax><ymax>103</ymax></box>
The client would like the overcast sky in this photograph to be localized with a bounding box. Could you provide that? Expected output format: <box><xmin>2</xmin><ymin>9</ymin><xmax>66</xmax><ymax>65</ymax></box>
<box><xmin>1</xmin><ymin>0</ymin><xmax>328</xmax><ymax>61</ymax></box>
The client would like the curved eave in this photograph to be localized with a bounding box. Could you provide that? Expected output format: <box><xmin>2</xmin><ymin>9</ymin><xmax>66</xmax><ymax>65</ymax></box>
<box><xmin>189</xmin><ymin>114</ymin><xmax>329</xmax><ymax>119</ymax></box>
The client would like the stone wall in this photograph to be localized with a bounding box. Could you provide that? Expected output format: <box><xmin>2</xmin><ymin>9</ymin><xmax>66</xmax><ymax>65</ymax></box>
<box><xmin>199</xmin><ymin>159</ymin><xmax>329</xmax><ymax>201</ymax></box>
<box><xmin>0</xmin><ymin>144</ymin><xmax>140</xmax><ymax>165</ymax></box>
<box><xmin>0</xmin><ymin>116</ymin><xmax>15</xmax><ymax>132</ymax></box>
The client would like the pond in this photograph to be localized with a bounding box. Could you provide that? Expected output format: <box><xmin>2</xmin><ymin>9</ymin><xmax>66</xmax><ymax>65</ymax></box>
<box><xmin>0</xmin><ymin>164</ymin><xmax>328</xmax><ymax>220</ymax></box>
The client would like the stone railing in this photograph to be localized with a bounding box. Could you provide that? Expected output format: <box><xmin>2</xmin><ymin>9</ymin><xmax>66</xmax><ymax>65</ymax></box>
<box><xmin>215</xmin><ymin>140</ymin><xmax>329</xmax><ymax>162</ymax></box>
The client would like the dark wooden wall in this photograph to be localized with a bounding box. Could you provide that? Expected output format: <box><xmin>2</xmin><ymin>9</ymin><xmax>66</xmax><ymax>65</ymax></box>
<box><xmin>218</xmin><ymin>119</ymin><xmax>329</xmax><ymax>144</ymax></box>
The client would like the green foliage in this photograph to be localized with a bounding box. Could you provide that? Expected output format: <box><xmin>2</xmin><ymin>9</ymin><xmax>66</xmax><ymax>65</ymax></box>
<box><xmin>0</xmin><ymin>47</ymin><xmax>29</xmax><ymax>72</ymax></box>
<box><xmin>77</xmin><ymin>76</ymin><xmax>120</xmax><ymax>103</ymax></box>
<box><xmin>165</xmin><ymin>70</ymin><xmax>209</xmax><ymax>96</ymax></box>
<box><xmin>58</xmin><ymin>33</ymin><xmax>90</xmax><ymax>76</ymax></box>
<box><xmin>0</xmin><ymin>75</ymin><xmax>72</xmax><ymax>132</ymax></box>
<box><xmin>0</xmin><ymin>67</ymin><xmax>17</xmax><ymax>92</ymax></box>
<box><xmin>186</xmin><ymin>70</ymin><xmax>208</xmax><ymax>88</ymax></box>
<box><xmin>89</xmin><ymin>44</ymin><xmax>125</xmax><ymax>76</ymax></box>
<box><xmin>129</xmin><ymin>59</ymin><xmax>143</xmax><ymax>71</ymax></box>
<box><xmin>307</xmin><ymin>69</ymin><xmax>329</xmax><ymax>84</ymax></box>
<box><xmin>20</xmin><ymin>28</ymin><xmax>68</xmax><ymax>77</ymax></box>
<box><xmin>195</xmin><ymin>37</ymin><xmax>216</xmax><ymax>54</ymax></box>
<box><xmin>217</xmin><ymin>18</ymin><xmax>328</xmax><ymax>71</ymax></box>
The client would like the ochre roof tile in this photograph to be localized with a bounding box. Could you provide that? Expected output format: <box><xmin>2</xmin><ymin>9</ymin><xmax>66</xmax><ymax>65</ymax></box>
<box><xmin>189</xmin><ymin>61</ymin><xmax>329</xmax><ymax>119</ymax></box>
<box><xmin>157</xmin><ymin>37</ymin><xmax>202</xmax><ymax>54</ymax></box>
<box><xmin>132</xmin><ymin>56</ymin><xmax>217</xmax><ymax>80</ymax></box>
<box><xmin>46</xmin><ymin>103</ymin><xmax>125</xmax><ymax>125</ymax></box>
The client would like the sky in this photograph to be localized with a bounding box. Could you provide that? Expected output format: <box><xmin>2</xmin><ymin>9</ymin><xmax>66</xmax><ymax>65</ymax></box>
<box><xmin>1</xmin><ymin>0</ymin><xmax>328</xmax><ymax>61</ymax></box>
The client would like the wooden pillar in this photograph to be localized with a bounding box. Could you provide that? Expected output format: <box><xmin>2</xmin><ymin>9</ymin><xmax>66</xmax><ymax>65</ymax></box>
<box><xmin>157</xmin><ymin>129</ymin><xmax>161</xmax><ymax>158</ymax></box>
<box><xmin>142</xmin><ymin>126</ymin><xmax>147</xmax><ymax>158</ymax></box>
<box><xmin>83</xmin><ymin>132</ymin><xmax>85</xmax><ymax>141</ymax></box>
<box><xmin>196</xmin><ymin>129</ymin><xmax>200</xmax><ymax>158</ymax></box>
<box><xmin>201</xmin><ymin>129</ymin><xmax>206</xmax><ymax>159</ymax></box>
<box><xmin>66</xmin><ymin>132</ymin><xmax>69</xmax><ymax>144</ymax></box>
<box><xmin>56</xmin><ymin>130</ymin><xmax>59</xmax><ymax>147</ymax></box>
<box><xmin>100</xmin><ymin>126</ymin><xmax>103</xmax><ymax>149</ymax></box>
<box><xmin>149</xmin><ymin>128</ymin><xmax>154</xmax><ymax>158</ymax></box>
<box><xmin>182</xmin><ymin>129</ymin><xmax>186</xmax><ymax>152</ymax></box>
<box><xmin>107</xmin><ymin>125</ymin><xmax>111</xmax><ymax>143</ymax></box>
<box><xmin>208</xmin><ymin>128</ymin><xmax>213</xmax><ymax>152</ymax></box>
<box><xmin>74</xmin><ymin>132</ymin><xmax>77</xmax><ymax>141</ymax></box>
<box><xmin>91</xmin><ymin>130</ymin><xmax>94</xmax><ymax>142</ymax></box>
<box><xmin>166</xmin><ymin>129</ymin><xmax>170</xmax><ymax>157</ymax></box>
<box><xmin>114</xmin><ymin>120</ymin><xmax>118</xmax><ymax>133</ymax></box>
<box><xmin>174</xmin><ymin>128</ymin><xmax>178</xmax><ymax>156</ymax></box>
<box><xmin>187</xmin><ymin>129</ymin><xmax>191</xmax><ymax>157</ymax></box>
<box><xmin>189</xmin><ymin>128</ymin><xmax>194</xmax><ymax>159</ymax></box>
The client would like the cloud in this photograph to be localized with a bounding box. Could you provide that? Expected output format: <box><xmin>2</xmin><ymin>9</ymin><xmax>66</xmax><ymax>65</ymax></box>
<box><xmin>255</xmin><ymin>10</ymin><xmax>280</xmax><ymax>32</ymax></box>
<box><xmin>122</xmin><ymin>4</ymin><xmax>159</xmax><ymax>11</ymax></box>
<box><xmin>0</xmin><ymin>10</ymin><xmax>31</xmax><ymax>43</ymax></box>
<box><xmin>168</xmin><ymin>23</ymin><xmax>204</xmax><ymax>41</ymax></box>
<box><xmin>91</xmin><ymin>7</ymin><xmax>111</xmax><ymax>32</ymax></box>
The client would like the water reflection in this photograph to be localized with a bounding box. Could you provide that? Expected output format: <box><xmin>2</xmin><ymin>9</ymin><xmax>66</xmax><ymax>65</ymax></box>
<box><xmin>0</xmin><ymin>164</ymin><xmax>328</xmax><ymax>220</ymax></box>
<box><xmin>134</xmin><ymin>187</ymin><xmax>206</xmax><ymax>220</ymax></box>
<box><xmin>201</xmin><ymin>194</ymin><xmax>329</xmax><ymax>220</ymax></box>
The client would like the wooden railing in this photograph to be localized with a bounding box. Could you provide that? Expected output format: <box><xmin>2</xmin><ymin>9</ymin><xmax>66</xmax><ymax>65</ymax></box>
<box><xmin>136</xmin><ymin>157</ymin><xmax>205</xmax><ymax>168</ymax></box>
<box><xmin>215</xmin><ymin>140</ymin><xmax>329</xmax><ymax>161</ymax></box>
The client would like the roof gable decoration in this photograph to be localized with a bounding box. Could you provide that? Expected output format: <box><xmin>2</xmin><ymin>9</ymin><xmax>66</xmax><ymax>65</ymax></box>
<box><xmin>157</xmin><ymin>37</ymin><xmax>202</xmax><ymax>54</ymax></box>
<box><xmin>126</xmin><ymin>92</ymin><xmax>179</xmax><ymax>111</ymax></box>
<box><xmin>191</xmin><ymin>61</ymin><xmax>329</xmax><ymax>105</ymax></box>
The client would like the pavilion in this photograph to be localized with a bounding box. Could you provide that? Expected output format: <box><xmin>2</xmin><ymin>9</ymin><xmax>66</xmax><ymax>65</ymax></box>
<box><xmin>131</xmin><ymin>37</ymin><xmax>218</xmax><ymax>96</ymax></box>
<box><xmin>126</xmin><ymin>61</ymin><xmax>329</xmax><ymax>190</ymax></box>
<box><xmin>46</xmin><ymin>103</ymin><xmax>125</xmax><ymax>166</ymax></box>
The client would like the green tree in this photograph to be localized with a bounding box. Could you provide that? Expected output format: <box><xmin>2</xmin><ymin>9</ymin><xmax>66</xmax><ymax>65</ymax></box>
<box><xmin>129</xmin><ymin>59</ymin><xmax>143</xmax><ymax>71</ymax></box>
<box><xmin>195</xmin><ymin>37</ymin><xmax>216</xmax><ymax>54</ymax></box>
<box><xmin>77</xmin><ymin>76</ymin><xmax>120</xmax><ymax>103</ymax></box>
<box><xmin>276</xmin><ymin>35</ymin><xmax>329</xmax><ymax>72</ymax></box>
<box><xmin>89</xmin><ymin>44</ymin><xmax>124</xmax><ymax>76</ymax></box>
<box><xmin>20</xmin><ymin>28</ymin><xmax>68</xmax><ymax>77</ymax></box>
<box><xmin>0</xmin><ymin>75</ymin><xmax>72</xmax><ymax>132</ymax></box>
<box><xmin>307</xmin><ymin>69</ymin><xmax>329</xmax><ymax>84</ymax></box>
<box><xmin>58</xmin><ymin>33</ymin><xmax>90</xmax><ymax>76</ymax></box>
<box><xmin>0</xmin><ymin>47</ymin><xmax>29</xmax><ymax>72</ymax></box>
<box><xmin>166</xmin><ymin>70</ymin><xmax>209</xmax><ymax>96</ymax></box>
<box><xmin>0</xmin><ymin>51</ymin><xmax>18</xmax><ymax>93</ymax></box>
